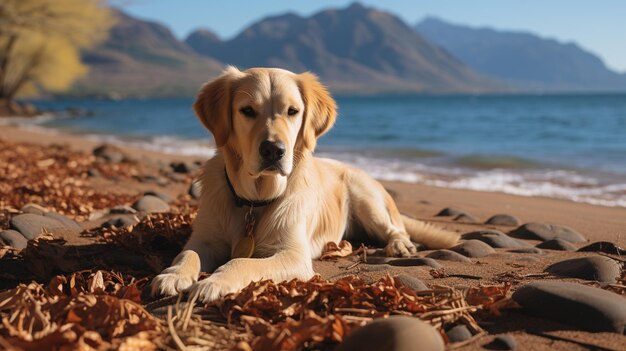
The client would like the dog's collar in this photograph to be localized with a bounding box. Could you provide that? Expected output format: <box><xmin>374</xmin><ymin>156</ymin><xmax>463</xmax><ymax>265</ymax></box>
<box><xmin>224</xmin><ymin>169</ymin><xmax>277</xmax><ymax>208</ymax></box>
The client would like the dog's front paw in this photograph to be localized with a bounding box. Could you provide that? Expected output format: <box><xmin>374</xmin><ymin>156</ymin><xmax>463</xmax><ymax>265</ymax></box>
<box><xmin>188</xmin><ymin>273</ymin><xmax>243</xmax><ymax>303</ymax></box>
<box><xmin>150</xmin><ymin>270</ymin><xmax>196</xmax><ymax>297</ymax></box>
<box><xmin>384</xmin><ymin>236</ymin><xmax>417</xmax><ymax>257</ymax></box>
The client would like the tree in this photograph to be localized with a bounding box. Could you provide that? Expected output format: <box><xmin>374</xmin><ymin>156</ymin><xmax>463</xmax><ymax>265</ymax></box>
<box><xmin>0</xmin><ymin>0</ymin><xmax>115</xmax><ymax>104</ymax></box>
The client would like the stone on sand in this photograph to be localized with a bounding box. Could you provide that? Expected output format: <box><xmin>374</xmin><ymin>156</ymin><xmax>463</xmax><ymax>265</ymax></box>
<box><xmin>536</xmin><ymin>238</ymin><xmax>577</xmax><ymax>251</ymax></box>
<box><xmin>395</xmin><ymin>274</ymin><xmax>428</xmax><ymax>292</ymax></box>
<box><xmin>546</xmin><ymin>256</ymin><xmax>621</xmax><ymax>283</ymax></box>
<box><xmin>485</xmin><ymin>214</ymin><xmax>520</xmax><ymax>227</ymax></box>
<box><xmin>0</xmin><ymin>230</ymin><xmax>28</xmax><ymax>249</ymax></box>
<box><xmin>389</xmin><ymin>257</ymin><xmax>442</xmax><ymax>269</ymax></box>
<box><xmin>20</xmin><ymin>203</ymin><xmax>47</xmax><ymax>216</ymax></box>
<box><xmin>462</xmin><ymin>230</ymin><xmax>530</xmax><ymax>249</ymax></box>
<box><xmin>451</xmin><ymin>240</ymin><xmax>496</xmax><ymax>258</ymax></box>
<box><xmin>93</xmin><ymin>144</ymin><xmax>127</xmax><ymax>163</ymax></box>
<box><xmin>144</xmin><ymin>190</ymin><xmax>174</xmax><ymax>203</ymax></box>
<box><xmin>44</xmin><ymin>212</ymin><xmax>82</xmax><ymax>232</ymax></box>
<box><xmin>426</xmin><ymin>249</ymin><xmax>472</xmax><ymax>263</ymax></box>
<box><xmin>132</xmin><ymin>195</ymin><xmax>170</xmax><ymax>213</ymax></box>
<box><xmin>512</xmin><ymin>281</ymin><xmax>626</xmax><ymax>333</ymax></box>
<box><xmin>10</xmin><ymin>213</ymin><xmax>78</xmax><ymax>240</ymax></box>
<box><xmin>509</xmin><ymin>223</ymin><xmax>586</xmax><ymax>243</ymax></box>
<box><xmin>109</xmin><ymin>205</ymin><xmax>137</xmax><ymax>214</ymax></box>
<box><xmin>336</xmin><ymin>316</ymin><xmax>444</xmax><ymax>351</ymax></box>
<box><xmin>104</xmin><ymin>215</ymin><xmax>140</xmax><ymax>228</ymax></box>
<box><xmin>578</xmin><ymin>241</ymin><xmax>626</xmax><ymax>255</ymax></box>
<box><xmin>453</xmin><ymin>213</ymin><xmax>479</xmax><ymax>224</ymax></box>
<box><xmin>446</xmin><ymin>325</ymin><xmax>472</xmax><ymax>343</ymax></box>
<box><xmin>435</xmin><ymin>207</ymin><xmax>466</xmax><ymax>217</ymax></box>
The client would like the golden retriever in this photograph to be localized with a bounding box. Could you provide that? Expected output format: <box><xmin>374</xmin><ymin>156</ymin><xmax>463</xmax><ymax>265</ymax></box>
<box><xmin>151</xmin><ymin>67</ymin><xmax>459</xmax><ymax>302</ymax></box>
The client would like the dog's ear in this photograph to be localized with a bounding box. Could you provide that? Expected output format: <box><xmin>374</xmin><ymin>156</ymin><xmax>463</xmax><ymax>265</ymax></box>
<box><xmin>297</xmin><ymin>72</ymin><xmax>337</xmax><ymax>151</ymax></box>
<box><xmin>193</xmin><ymin>66</ymin><xmax>243</xmax><ymax>147</ymax></box>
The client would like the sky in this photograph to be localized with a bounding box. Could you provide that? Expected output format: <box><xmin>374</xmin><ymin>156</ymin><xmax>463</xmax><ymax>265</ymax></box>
<box><xmin>115</xmin><ymin>0</ymin><xmax>626</xmax><ymax>73</ymax></box>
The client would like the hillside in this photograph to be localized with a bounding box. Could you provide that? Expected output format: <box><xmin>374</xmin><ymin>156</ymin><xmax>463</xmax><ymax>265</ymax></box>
<box><xmin>415</xmin><ymin>17</ymin><xmax>626</xmax><ymax>92</ymax></box>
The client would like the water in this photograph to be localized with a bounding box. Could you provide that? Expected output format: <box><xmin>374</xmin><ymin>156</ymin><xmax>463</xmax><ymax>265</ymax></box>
<box><xmin>9</xmin><ymin>94</ymin><xmax>626</xmax><ymax>207</ymax></box>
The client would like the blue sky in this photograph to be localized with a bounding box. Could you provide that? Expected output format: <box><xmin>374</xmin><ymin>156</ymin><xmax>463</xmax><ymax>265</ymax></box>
<box><xmin>116</xmin><ymin>0</ymin><xmax>626</xmax><ymax>73</ymax></box>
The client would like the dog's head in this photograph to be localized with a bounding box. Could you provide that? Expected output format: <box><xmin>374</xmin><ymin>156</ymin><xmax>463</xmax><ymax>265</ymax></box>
<box><xmin>194</xmin><ymin>66</ymin><xmax>336</xmax><ymax>178</ymax></box>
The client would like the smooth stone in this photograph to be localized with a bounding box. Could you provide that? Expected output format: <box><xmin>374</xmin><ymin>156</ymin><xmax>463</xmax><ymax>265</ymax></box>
<box><xmin>546</xmin><ymin>256</ymin><xmax>620</xmax><ymax>283</ymax></box>
<box><xmin>536</xmin><ymin>238</ymin><xmax>577</xmax><ymax>251</ymax></box>
<box><xmin>509</xmin><ymin>223</ymin><xmax>586</xmax><ymax>243</ymax></box>
<box><xmin>109</xmin><ymin>205</ymin><xmax>137</xmax><ymax>214</ymax></box>
<box><xmin>336</xmin><ymin>316</ymin><xmax>444</xmax><ymax>351</ymax></box>
<box><xmin>451</xmin><ymin>240</ymin><xmax>496</xmax><ymax>258</ymax></box>
<box><xmin>188</xmin><ymin>181</ymin><xmax>202</xmax><ymax>199</ymax></box>
<box><xmin>44</xmin><ymin>212</ymin><xmax>82</xmax><ymax>232</ymax></box>
<box><xmin>462</xmin><ymin>230</ymin><xmax>530</xmax><ymax>249</ymax></box>
<box><xmin>131</xmin><ymin>195</ymin><xmax>170</xmax><ymax>213</ymax></box>
<box><xmin>436</xmin><ymin>207</ymin><xmax>466</xmax><ymax>217</ymax></box>
<box><xmin>104</xmin><ymin>215</ymin><xmax>140</xmax><ymax>228</ymax></box>
<box><xmin>20</xmin><ymin>203</ymin><xmax>47</xmax><ymax>216</ymax></box>
<box><xmin>512</xmin><ymin>281</ymin><xmax>626</xmax><ymax>333</ymax></box>
<box><xmin>485</xmin><ymin>214</ymin><xmax>520</xmax><ymax>227</ymax></box>
<box><xmin>365</xmin><ymin>257</ymin><xmax>393</xmax><ymax>265</ymax></box>
<box><xmin>9</xmin><ymin>214</ymin><xmax>69</xmax><ymax>240</ymax></box>
<box><xmin>485</xmin><ymin>335</ymin><xmax>517</xmax><ymax>350</ymax></box>
<box><xmin>0</xmin><ymin>230</ymin><xmax>28</xmax><ymax>249</ymax></box>
<box><xmin>426</xmin><ymin>249</ymin><xmax>472</xmax><ymax>263</ymax></box>
<box><xmin>143</xmin><ymin>190</ymin><xmax>174</xmax><ymax>203</ymax></box>
<box><xmin>446</xmin><ymin>325</ymin><xmax>472</xmax><ymax>343</ymax></box>
<box><xmin>396</xmin><ymin>274</ymin><xmax>428</xmax><ymax>292</ymax></box>
<box><xmin>453</xmin><ymin>213</ymin><xmax>479</xmax><ymax>224</ymax></box>
<box><xmin>578</xmin><ymin>241</ymin><xmax>626</xmax><ymax>255</ymax></box>
<box><xmin>389</xmin><ymin>257</ymin><xmax>442</xmax><ymax>269</ymax></box>
<box><xmin>509</xmin><ymin>247</ymin><xmax>543</xmax><ymax>254</ymax></box>
<box><xmin>93</xmin><ymin>144</ymin><xmax>127</xmax><ymax>163</ymax></box>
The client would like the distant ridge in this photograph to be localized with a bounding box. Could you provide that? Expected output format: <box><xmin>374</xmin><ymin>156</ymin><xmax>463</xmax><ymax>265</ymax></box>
<box><xmin>415</xmin><ymin>17</ymin><xmax>626</xmax><ymax>92</ymax></box>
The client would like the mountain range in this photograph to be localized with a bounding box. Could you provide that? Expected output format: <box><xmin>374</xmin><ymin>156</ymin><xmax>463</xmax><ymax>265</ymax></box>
<box><xmin>69</xmin><ymin>3</ymin><xmax>626</xmax><ymax>97</ymax></box>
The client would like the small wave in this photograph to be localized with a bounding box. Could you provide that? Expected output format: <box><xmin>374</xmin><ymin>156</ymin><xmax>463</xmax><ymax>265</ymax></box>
<box><xmin>455</xmin><ymin>155</ymin><xmax>541</xmax><ymax>170</ymax></box>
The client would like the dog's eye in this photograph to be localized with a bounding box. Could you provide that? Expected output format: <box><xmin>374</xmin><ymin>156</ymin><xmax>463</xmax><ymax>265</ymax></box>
<box><xmin>287</xmin><ymin>107</ymin><xmax>299</xmax><ymax>116</ymax></box>
<box><xmin>240</xmin><ymin>106</ymin><xmax>256</xmax><ymax>118</ymax></box>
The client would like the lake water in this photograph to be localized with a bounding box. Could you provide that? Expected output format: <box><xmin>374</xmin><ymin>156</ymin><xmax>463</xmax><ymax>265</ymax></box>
<box><xmin>10</xmin><ymin>94</ymin><xmax>626</xmax><ymax>207</ymax></box>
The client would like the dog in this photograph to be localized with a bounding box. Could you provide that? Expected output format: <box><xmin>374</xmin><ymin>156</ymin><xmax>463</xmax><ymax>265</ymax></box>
<box><xmin>151</xmin><ymin>67</ymin><xmax>460</xmax><ymax>302</ymax></box>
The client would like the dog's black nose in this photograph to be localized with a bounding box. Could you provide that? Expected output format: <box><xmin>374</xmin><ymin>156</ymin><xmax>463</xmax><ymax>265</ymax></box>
<box><xmin>259</xmin><ymin>140</ymin><xmax>285</xmax><ymax>162</ymax></box>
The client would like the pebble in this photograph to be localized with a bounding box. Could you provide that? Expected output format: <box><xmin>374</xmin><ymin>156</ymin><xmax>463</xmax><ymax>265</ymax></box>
<box><xmin>536</xmin><ymin>238</ymin><xmax>577</xmax><ymax>251</ymax></box>
<box><xmin>0</xmin><ymin>230</ymin><xmax>28</xmax><ymax>249</ymax></box>
<box><xmin>451</xmin><ymin>240</ymin><xmax>496</xmax><ymax>258</ymax></box>
<box><xmin>389</xmin><ymin>257</ymin><xmax>442</xmax><ymax>269</ymax></box>
<box><xmin>462</xmin><ymin>230</ymin><xmax>530</xmax><ymax>249</ymax></box>
<box><xmin>485</xmin><ymin>214</ymin><xmax>520</xmax><ymax>227</ymax></box>
<box><xmin>446</xmin><ymin>324</ymin><xmax>472</xmax><ymax>342</ymax></box>
<box><xmin>44</xmin><ymin>212</ymin><xmax>82</xmax><ymax>232</ymax></box>
<box><xmin>93</xmin><ymin>144</ymin><xmax>127</xmax><ymax>163</ymax></box>
<box><xmin>395</xmin><ymin>274</ymin><xmax>428</xmax><ymax>291</ymax></box>
<box><xmin>485</xmin><ymin>335</ymin><xmax>517</xmax><ymax>350</ymax></box>
<box><xmin>512</xmin><ymin>281</ymin><xmax>626</xmax><ymax>333</ymax></box>
<box><xmin>546</xmin><ymin>256</ymin><xmax>621</xmax><ymax>283</ymax></box>
<box><xmin>104</xmin><ymin>215</ymin><xmax>140</xmax><ymax>228</ymax></box>
<box><xmin>578</xmin><ymin>241</ymin><xmax>626</xmax><ymax>255</ymax></box>
<box><xmin>435</xmin><ymin>207</ymin><xmax>466</xmax><ymax>217</ymax></box>
<box><xmin>132</xmin><ymin>195</ymin><xmax>170</xmax><ymax>213</ymax></box>
<box><xmin>10</xmin><ymin>213</ymin><xmax>77</xmax><ymax>240</ymax></box>
<box><xmin>509</xmin><ymin>223</ymin><xmax>586</xmax><ymax>243</ymax></box>
<box><xmin>143</xmin><ymin>190</ymin><xmax>174</xmax><ymax>203</ymax></box>
<box><xmin>109</xmin><ymin>205</ymin><xmax>138</xmax><ymax>214</ymax></box>
<box><xmin>426</xmin><ymin>249</ymin><xmax>472</xmax><ymax>263</ymax></box>
<box><xmin>170</xmin><ymin>161</ymin><xmax>198</xmax><ymax>174</ymax></box>
<box><xmin>336</xmin><ymin>316</ymin><xmax>444</xmax><ymax>351</ymax></box>
<box><xmin>453</xmin><ymin>213</ymin><xmax>479</xmax><ymax>224</ymax></box>
<box><xmin>21</xmin><ymin>203</ymin><xmax>47</xmax><ymax>216</ymax></box>
<box><xmin>188</xmin><ymin>181</ymin><xmax>202</xmax><ymax>199</ymax></box>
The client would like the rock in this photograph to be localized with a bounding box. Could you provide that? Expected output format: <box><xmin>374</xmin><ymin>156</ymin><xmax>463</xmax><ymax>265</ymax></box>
<box><xmin>104</xmin><ymin>215</ymin><xmax>140</xmax><ymax>228</ymax></box>
<box><xmin>143</xmin><ymin>191</ymin><xmax>174</xmax><ymax>203</ymax></box>
<box><xmin>509</xmin><ymin>247</ymin><xmax>543</xmax><ymax>254</ymax></box>
<box><xmin>44</xmin><ymin>212</ymin><xmax>82</xmax><ymax>232</ymax></box>
<box><xmin>462</xmin><ymin>230</ymin><xmax>530</xmax><ymax>249</ymax></box>
<box><xmin>546</xmin><ymin>256</ymin><xmax>620</xmax><ymax>283</ymax></box>
<box><xmin>365</xmin><ymin>257</ymin><xmax>393</xmax><ymax>265</ymax></box>
<box><xmin>453</xmin><ymin>213</ymin><xmax>479</xmax><ymax>224</ymax></box>
<box><xmin>395</xmin><ymin>274</ymin><xmax>428</xmax><ymax>292</ymax></box>
<box><xmin>436</xmin><ymin>207</ymin><xmax>466</xmax><ymax>217</ymax></box>
<box><xmin>170</xmin><ymin>161</ymin><xmax>199</xmax><ymax>174</ymax></box>
<box><xmin>132</xmin><ymin>195</ymin><xmax>170</xmax><ymax>213</ymax></box>
<box><xmin>0</xmin><ymin>230</ymin><xmax>28</xmax><ymax>249</ymax></box>
<box><xmin>93</xmin><ymin>144</ymin><xmax>127</xmax><ymax>163</ymax></box>
<box><xmin>578</xmin><ymin>241</ymin><xmax>626</xmax><ymax>255</ymax></box>
<box><xmin>109</xmin><ymin>205</ymin><xmax>137</xmax><ymax>214</ymax></box>
<box><xmin>389</xmin><ymin>257</ymin><xmax>442</xmax><ymax>269</ymax></box>
<box><xmin>188</xmin><ymin>181</ymin><xmax>202</xmax><ymax>199</ymax></box>
<box><xmin>509</xmin><ymin>223</ymin><xmax>586</xmax><ymax>243</ymax></box>
<box><xmin>87</xmin><ymin>168</ymin><xmax>101</xmax><ymax>177</ymax></box>
<box><xmin>512</xmin><ymin>281</ymin><xmax>626</xmax><ymax>333</ymax></box>
<box><xmin>450</xmin><ymin>240</ymin><xmax>496</xmax><ymax>258</ymax></box>
<box><xmin>9</xmin><ymin>214</ymin><xmax>72</xmax><ymax>240</ymax></box>
<box><xmin>485</xmin><ymin>214</ymin><xmax>520</xmax><ymax>227</ymax></box>
<box><xmin>446</xmin><ymin>325</ymin><xmax>472</xmax><ymax>343</ymax></box>
<box><xmin>536</xmin><ymin>238</ymin><xmax>577</xmax><ymax>251</ymax></box>
<box><xmin>336</xmin><ymin>316</ymin><xmax>444</xmax><ymax>351</ymax></box>
<box><xmin>426</xmin><ymin>249</ymin><xmax>472</xmax><ymax>263</ymax></box>
<box><xmin>485</xmin><ymin>335</ymin><xmax>517</xmax><ymax>350</ymax></box>
<box><xmin>20</xmin><ymin>203</ymin><xmax>47</xmax><ymax>216</ymax></box>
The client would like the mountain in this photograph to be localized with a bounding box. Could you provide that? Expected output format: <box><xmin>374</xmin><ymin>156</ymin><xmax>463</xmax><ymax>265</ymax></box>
<box><xmin>185</xmin><ymin>3</ymin><xmax>500</xmax><ymax>93</ymax></box>
<box><xmin>415</xmin><ymin>17</ymin><xmax>626</xmax><ymax>92</ymax></box>
<box><xmin>70</xmin><ymin>10</ymin><xmax>223</xmax><ymax>98</ymax></box>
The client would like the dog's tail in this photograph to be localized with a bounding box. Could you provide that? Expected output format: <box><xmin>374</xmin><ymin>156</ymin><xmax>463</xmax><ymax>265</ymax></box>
<box><xmin>401</xmin><ymin>215</ymin><xmax>460</xmax><ymax>249</ymax></box>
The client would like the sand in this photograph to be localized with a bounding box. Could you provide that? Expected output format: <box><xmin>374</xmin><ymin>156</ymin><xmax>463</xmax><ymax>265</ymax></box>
<box><xmin>0</xmin><ymin>123</ymin><xmax>625</xmax><ymax>350</ymax></box>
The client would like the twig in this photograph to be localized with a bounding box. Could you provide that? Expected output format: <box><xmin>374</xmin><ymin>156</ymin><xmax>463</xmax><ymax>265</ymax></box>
<box><xmin>167</xmin><ymin>305</ymin><xmax>188</xmax><ymax>351</ymax></box>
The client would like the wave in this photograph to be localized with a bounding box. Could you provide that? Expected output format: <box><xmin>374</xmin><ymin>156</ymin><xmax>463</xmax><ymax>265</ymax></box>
<box><xmin>454</xmin><ymin>154</ymin><xmax>541</xmax><ymax>170</ymax></box>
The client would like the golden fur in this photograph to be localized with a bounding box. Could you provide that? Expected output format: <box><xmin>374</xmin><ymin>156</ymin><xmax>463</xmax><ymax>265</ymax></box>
<box><xmin>151</xmin><ymin>67</ymin><xmax>460</xmax><ymax>302</ymax></box>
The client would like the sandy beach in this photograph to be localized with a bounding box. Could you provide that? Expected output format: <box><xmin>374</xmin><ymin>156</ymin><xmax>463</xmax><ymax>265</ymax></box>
<box><xmin>1</xmin><ymin>123</ymin><xmax>625</xmax><ymax>350</ymax></box>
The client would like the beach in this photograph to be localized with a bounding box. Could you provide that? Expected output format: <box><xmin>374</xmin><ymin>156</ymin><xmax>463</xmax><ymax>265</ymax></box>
<box><xmin>1</xmin><ymin>123</ymin><xmax>625</xmax><ymax>350</ymax></box>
